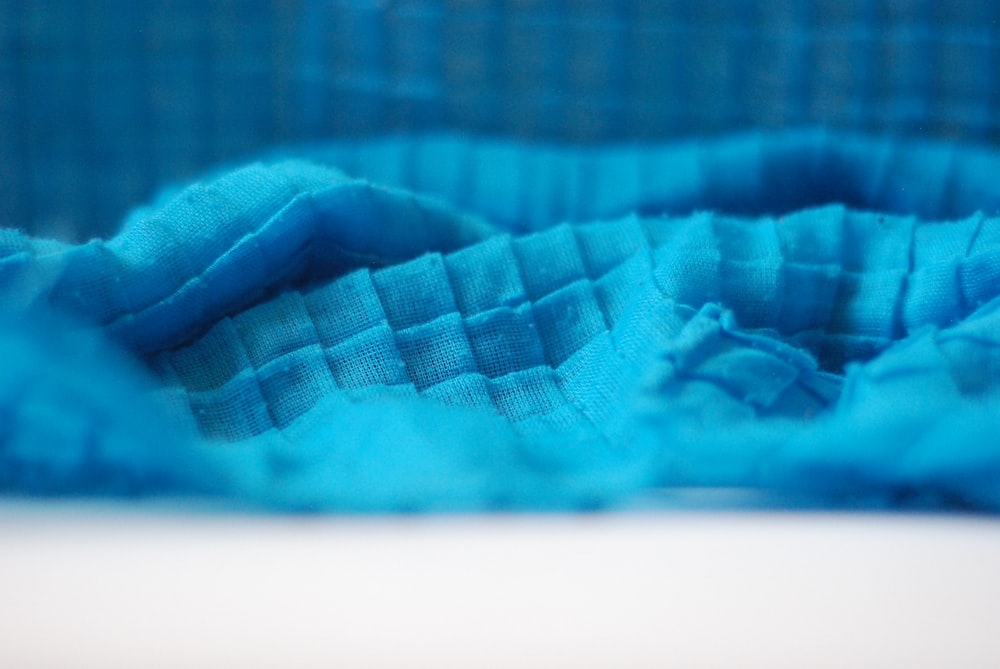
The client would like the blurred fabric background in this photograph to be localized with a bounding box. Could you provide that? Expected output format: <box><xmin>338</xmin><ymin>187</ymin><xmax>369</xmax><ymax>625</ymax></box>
<box><xmin>2</xmin><ymin>0</ymin><xmax>1000</xmax><ymax>240</ymax></box>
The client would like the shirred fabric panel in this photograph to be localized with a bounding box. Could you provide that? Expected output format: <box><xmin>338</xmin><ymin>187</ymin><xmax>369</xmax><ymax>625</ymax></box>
<box><xmin>5</xmin><ymin>131</ymin><xmax>1000</xmax><ymax>511</ymax></box>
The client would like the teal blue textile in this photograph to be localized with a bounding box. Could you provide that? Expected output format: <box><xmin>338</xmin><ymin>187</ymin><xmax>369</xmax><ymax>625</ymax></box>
<box><xmin>4</xmin><ymin>130</ymin><xmax>1000</xmax><ymax>511</ymax></box>
<box><xmin>4</xmin><ymin>1</ymin><xmax>1000</xmax><ymax>240</ymax></box>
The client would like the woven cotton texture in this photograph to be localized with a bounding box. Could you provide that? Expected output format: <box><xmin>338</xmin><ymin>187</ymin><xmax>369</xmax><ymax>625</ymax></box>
<box><xmin>4</xmin><ymin>0</ymin><xmax>1000</xmax><ymax>239</ymax></box>
<box><xmin>4</xmin><ymin>130</ymin><xmax>1000</xmax><ymax>511</ymax></box>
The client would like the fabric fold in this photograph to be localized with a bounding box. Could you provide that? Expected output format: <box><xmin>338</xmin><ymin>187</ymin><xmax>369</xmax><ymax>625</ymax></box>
<box><xmin>4</xmin><ymin>130</ymin><xmax>1000</xmax><ymax>511</ymax></box>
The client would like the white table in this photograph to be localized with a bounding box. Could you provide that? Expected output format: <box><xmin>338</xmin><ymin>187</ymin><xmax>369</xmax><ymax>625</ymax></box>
<box><xmin>1</xmin><ymin>501</ymin><xmax>997</xmax><ymax>668</ymax></box>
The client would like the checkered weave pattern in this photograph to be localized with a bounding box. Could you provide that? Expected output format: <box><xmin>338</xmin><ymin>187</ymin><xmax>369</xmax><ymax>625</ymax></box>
<box><xmin>3</xmin><ymin>1</ymin><xmax>1000</xmax><ymax>239</ymax></box>
<box><xmin>5</xmin><ymin>130</ymin><xmax>1000</xmax><ymax>510</ymax></box>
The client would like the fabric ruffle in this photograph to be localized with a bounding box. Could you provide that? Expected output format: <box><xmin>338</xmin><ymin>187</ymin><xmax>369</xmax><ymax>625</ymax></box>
<box><xmin>4</xmin><ymin>130</ymin><xmax>1000</xmax><ymax>511</ymax></box>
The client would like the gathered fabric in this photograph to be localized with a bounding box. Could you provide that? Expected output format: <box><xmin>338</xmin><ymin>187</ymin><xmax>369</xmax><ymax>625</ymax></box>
<box><xmin>4</xmin><ymin>130</ymin><xmax>1000</xmax><ymax>511</ymax></box>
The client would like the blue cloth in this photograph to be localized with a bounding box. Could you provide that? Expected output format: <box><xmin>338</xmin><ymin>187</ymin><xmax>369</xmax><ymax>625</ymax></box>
<box><xmin>4</xmin><ymin>1</ymin><xmax>1000</xmax><ymax>240</ymax></box>
<box><xmin>5</xmin><ymin>129</ymin><xmax>1000</xmax><ymax>511</ymax></box>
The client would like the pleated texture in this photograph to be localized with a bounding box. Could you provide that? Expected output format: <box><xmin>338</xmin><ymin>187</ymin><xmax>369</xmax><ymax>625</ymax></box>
<box><xmin>4</xmin><ymin>130</ymin><xmax>1000</xmax><ymax>511</ymax></box>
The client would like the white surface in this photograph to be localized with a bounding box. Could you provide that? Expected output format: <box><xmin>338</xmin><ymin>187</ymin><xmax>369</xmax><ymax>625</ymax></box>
<box><xmin>0</xmin><ymin>507</ymin><xmax>998</xmax><ymax>668</ymax></box>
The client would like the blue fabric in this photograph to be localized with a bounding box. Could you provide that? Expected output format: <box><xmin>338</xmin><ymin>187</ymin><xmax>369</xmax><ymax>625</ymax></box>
<box><xmin>4</xmin><ymin>1</ymin><xmax>1000</xmax><ymax>240</ymax></box>
<box><xmin>7</xmin><ymin>1</ymin><xmax>1000</xmax><ymax>512</ymax></box>
<box><xmin>5</xmin><ymin>129</ymin><xmax>1000</xmax><ymax>511</ymax></box>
